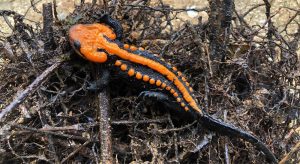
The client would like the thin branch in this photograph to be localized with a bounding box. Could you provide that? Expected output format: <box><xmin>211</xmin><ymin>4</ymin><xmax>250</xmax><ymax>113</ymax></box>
<box><xmin>97</xmin><ymin>68</ymin><xmax>113</xmax><ymax>163</ymax></box>
<box><xmin>61</xmin><ymin>140</ymin><xmax>92</xmax><ymax>163</ymax></box>
<box><xmin>279</xmin><ymin>141</ymin><xmax>300</xmax><ymax>164</ymax></box>
<box><xmin>263</xmin><ymin>0</ymin><xmax>276</xmax><ymax>58</ymax></box>
<box><xmin>0</xmin><ymin>57</ymin><xmax>67</xmax><ymax>121</ymax></box>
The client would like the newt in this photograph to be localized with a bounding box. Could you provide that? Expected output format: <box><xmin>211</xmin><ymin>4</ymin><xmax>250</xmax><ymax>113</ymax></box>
<box><xmin>69</xmin><ymin>15</ymin><xmax>278</xmax><ymax>163</ymax></box>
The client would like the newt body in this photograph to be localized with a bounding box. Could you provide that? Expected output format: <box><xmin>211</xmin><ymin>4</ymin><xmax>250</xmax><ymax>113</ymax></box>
<box><xmin>69</xmin><ymin>16</ymin><xmax>277</xmax><ymax>163</ymax></box>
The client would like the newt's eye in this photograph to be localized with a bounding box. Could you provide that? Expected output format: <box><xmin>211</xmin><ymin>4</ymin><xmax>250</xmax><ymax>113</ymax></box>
<box><xmin>73</xmin><ymin>40</ymin><xmax>81</xmax><ymax>50</ymax></box>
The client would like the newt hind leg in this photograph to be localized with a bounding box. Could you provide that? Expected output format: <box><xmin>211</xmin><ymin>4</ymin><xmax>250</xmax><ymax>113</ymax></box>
<box><xmin>136</xmin><ymin>91</ymin><xmax>198</xmax><ymax>121</ymax></box>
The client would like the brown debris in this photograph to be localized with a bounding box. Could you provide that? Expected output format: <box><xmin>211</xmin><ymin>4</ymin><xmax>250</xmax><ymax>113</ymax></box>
<box><xmin>0</xmin><ymin>1</ymin><xmax>299</xmax><ymax>163</ymax></box>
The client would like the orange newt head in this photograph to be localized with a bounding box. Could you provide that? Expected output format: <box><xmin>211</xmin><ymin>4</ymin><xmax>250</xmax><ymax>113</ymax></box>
<box><xmin>69</xmin><ymin>23</ymin><xmax>117</xmax><ymax>63</ymax></box>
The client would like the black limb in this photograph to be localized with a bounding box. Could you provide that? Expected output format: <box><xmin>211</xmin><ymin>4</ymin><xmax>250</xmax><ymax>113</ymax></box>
<box><xmin>99</xmin><ymin>14</ymin><xmax>123</xmax><ymax>41</ymax></box>
<box><xmin>199</xmin><ymin>114</ymin><xmax>278</xmax><ymax>163</ymax></box>
<box><xmin>137</xmin><ymin>91</ymin><xmax>198</xmax><ymax>121</ymax></box>
<box><xmin>137</xmin><ymin>91</ymin><xmax>177</xmax><ymax>109</ymax></box>
<box><xmin>87</xmin><ymin>69</ymin><xmax>110</xmax><ymax>92</ymax></box>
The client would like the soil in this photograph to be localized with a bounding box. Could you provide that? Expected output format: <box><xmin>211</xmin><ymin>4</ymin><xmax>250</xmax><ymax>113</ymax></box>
<box><xmin>0</xmin><ymin>1</ymin><xmax>299</xmax><ymax>163</ymax></box>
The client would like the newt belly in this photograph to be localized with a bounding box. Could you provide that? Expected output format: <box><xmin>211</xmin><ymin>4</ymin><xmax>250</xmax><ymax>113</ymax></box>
<box><xmin>68</xmin><ymin>16</ymin><xmax>277</xmax><ymax>163</ymax></box>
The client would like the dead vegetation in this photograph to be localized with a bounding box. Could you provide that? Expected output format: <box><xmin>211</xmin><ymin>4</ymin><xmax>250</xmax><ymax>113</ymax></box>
<box><xmin>0</xmin><ymin>0</ymin><xmax>299</xmax><ymax>163</ymax></box>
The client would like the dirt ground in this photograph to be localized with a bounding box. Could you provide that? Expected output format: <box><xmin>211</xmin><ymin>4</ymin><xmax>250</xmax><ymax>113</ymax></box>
<box><xmin>0</xmin><ymin>0</ymin><xmax>299</xmax><ymax>163</ymax></box>
<box><xmin>0</xmin><ymin>0</ymin><xmax>298</xmax><ymax>32</ymax></box>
